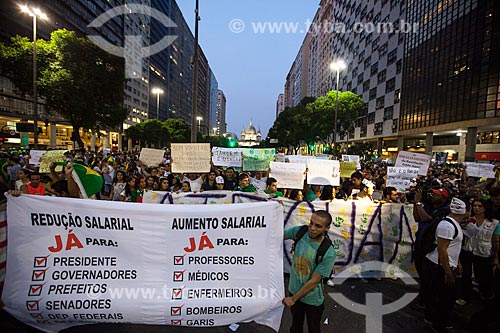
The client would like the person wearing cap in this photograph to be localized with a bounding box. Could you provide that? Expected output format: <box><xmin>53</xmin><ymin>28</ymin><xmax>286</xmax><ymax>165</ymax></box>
<box><xmin>413</xmin><ymin>187</ymin><xmax>451</xmax><ymax>304</ymax></box>
<box><xmin>215</xmin><ymin>176</ymin><xmax>225</xmax><ymax>191</ymax></box>
<box><xmin>423</xmin><ymin>197</ymin><xmax>469</xmax><ymax>333</ymax></box>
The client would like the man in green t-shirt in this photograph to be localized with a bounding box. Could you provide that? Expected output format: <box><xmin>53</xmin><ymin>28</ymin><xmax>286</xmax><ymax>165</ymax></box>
<box><xmin>234</xmin><ymin>173</ymin><xmax>256</xmax><ymax>192</ymax></box>
<box><xmin>283</xmin><ymin>210</ymin><xmax>336</xmax><ymax>333</ymax></box>
<box><xmin>264</xmin><ymin>177</ymin><xmax>283</xmax><ymax>197</ymax></box>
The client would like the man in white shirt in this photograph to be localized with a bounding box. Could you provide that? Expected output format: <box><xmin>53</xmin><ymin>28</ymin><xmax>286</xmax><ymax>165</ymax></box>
<box><xmin>423</xmin><ymin>197</ymin><xmax>469</xmax><ymax>333</ymax></box>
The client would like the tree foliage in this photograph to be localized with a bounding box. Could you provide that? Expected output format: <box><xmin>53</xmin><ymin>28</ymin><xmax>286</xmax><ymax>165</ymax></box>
<box><xmin>267</xmin><ymin>91</ymin><xmax>364</xmax><ymax>153</ymax></box>
<box><xmin>164</xmin><ymin>118</ymin><xmax>190</xmax><ymax>143</ymax></box>
<box><xmin>125</xmin><ymin>118</ymin><xmax>190</xmax><ymax>148</ymax></box>
<box><xmin>0</xmin><ymin>29</ymin><xmax>127</xmax><ymax>148</ymax></box>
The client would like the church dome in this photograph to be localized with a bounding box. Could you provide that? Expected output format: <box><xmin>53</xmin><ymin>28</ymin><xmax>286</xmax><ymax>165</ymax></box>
<box><xmin>245</xmin><ymin>120</ymin><xmax>256</xmax><ymax>134</ymax></box>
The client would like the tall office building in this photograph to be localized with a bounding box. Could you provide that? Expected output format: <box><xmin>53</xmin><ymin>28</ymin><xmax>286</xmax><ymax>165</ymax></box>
<box><xmin>208</xmin><ymin>70</ymin><xmax>219</xmax><ymax>135</ymax></box>
<box><xmin>123</xmin><ymin>1</ymin><xmax>150</xmax><ymax>131</ymax></box>
<box><xmin>0</xmin><ymin>0</ymin><xmax>152</xmax><ymax>150</ymax></box>
<box><xmin>216</xmin><ymin>90</ymin><xmax>227</xmax><ymax>135</ymax></box>
<box><xmin>149</xmin><ymin>0</ymin><xmax>194</xmax><ymax>124</ymax></box>
<box><xmin>284</xmin><ymin>0</ymin><xmax>500</xmax><ymax>161</ymax></box>
<box><xmin>401</xmin><ymin>0</ymin><xmax>500</xmax><ymax>161</ymax></box>
<box><xmin>276</xmin><ymin>93</ymin><xmax>285</xmax><ymax>118</ymax></box>
<box><xmin>284</xmin><ymin>0</ymin><xmax>406</xmax><ymax>157</ymax></box>
<box><xmin>149</xmin><ymin>0</ymin><xmax>218</xmax><ymax>136</ymax></box>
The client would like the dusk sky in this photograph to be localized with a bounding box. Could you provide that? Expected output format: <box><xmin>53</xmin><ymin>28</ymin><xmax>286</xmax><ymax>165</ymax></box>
<box><xmin>177</xmin><ymin>0</ymin><xmax>319</xmax><ymax>138</ymax></box>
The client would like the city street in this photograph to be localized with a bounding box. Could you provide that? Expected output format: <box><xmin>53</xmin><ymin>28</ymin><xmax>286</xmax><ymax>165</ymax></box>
<box><xmin>1</xmin><ymin>276</ymin><xmax>496</xmax><ymax>333</ymax></box>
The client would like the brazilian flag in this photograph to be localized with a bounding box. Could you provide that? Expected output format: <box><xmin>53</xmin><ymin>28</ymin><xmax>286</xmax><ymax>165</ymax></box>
<box><xmin>56</xmin><ymin>162</ymin><xmax>103</xmax><ymax>198</ymax></box>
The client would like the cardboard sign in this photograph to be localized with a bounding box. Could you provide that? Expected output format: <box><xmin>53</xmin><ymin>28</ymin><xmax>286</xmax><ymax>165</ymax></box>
<box><xmin>39</xmin><ymin>150</ymin><xmax>67</xmax><ymax>173</ymax></box>
<box><xmin>307</xmin><ymin>159</ymin><xmax>340</xmax><ymax>186</ymax></box>
<box><xmin>171</xmin><ymin>143</ymin><xmax>211</xmax><ymax>173</ymax></box>
<box><xmin>241</xmin><ymin>148</ymin><xmax>276</xmax><ymax>171</ymax></box>
<box><xmin>340</xmin><ymin>162</ymin><xmax>358</xmax><ymax>178</ymax></box>
<box><xmin>387</xmin><ymin>167</ymin><xmax>420</xmax><ymax>192</ymax></box>
<box><xmin>139</xmin><ymin>148</ymin><xmax>164</xmax><ymax>167</ymax></box>
<box><xmin>395</xmin><ymin>151</ymin><xmax>431</xmax><ymax>176</ymax></box>
<box><xmin>269</xmin><ymin>162</ymin><xmax>306</xmax><ymax>189</ymax></box>
<box><xmin>211</xmin><ymin>147</ymin><xmax>242</xmax><ymax>168</ymax></box>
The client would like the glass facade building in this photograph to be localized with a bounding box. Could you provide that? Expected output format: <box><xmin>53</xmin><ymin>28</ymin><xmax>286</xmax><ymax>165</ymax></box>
<box><xmin>401</xmin><ymin>0</ymin><xmax>499</xmax><ymax>131</ymax></box>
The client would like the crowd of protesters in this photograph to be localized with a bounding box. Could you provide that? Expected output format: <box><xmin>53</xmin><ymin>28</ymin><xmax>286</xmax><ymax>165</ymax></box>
<box><xmin>1</xmin><ymin>148</ymin><xmax>500</xmax><ymax>331</ymax></box>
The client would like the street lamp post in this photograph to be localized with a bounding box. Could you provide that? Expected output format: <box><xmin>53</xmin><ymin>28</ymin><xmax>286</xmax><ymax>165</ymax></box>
<box><xmin>152</xmin><ymin>88</ymin><xmax>164</xmax><ymax>120</ymax></box>
<box><xmin>329</xmin><ymin>60</ymin><xmax>347</xmax><ymax>156</ymax></box>
<box><xmin>20</xmin><ymin>5</ymin><xmax>48</xmax><ymax>149</ymax></box>
<box><xmin>196</xmin><ymin>116</ymin><xmax>203</xmax><ymax>134</ymax></box>
<box><xmin>191</xmin><ymin>0</ymin><xmax>200</xmax><ymax>143</ymax></box>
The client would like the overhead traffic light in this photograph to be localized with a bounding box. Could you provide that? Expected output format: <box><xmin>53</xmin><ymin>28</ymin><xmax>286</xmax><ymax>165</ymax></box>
<box><xmin>227</xmin><ymin>138</ymin><xmax>238</xmax><ymax>148</ymax></box>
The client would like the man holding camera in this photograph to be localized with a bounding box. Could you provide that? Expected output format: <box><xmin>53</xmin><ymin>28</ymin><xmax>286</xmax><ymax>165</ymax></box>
<box><xmin>413</xmin><ymin>187</ymin><xmax>451</xmax><ymax>303</ymax></box>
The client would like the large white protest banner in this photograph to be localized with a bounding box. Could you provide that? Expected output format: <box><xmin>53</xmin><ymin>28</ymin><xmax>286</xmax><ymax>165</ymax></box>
<box><xmin>464</xmin><ymin>162</ymin><xmax>495</xmax><ymax>178</ymax></box>
<box><xmin>281</xmin><ymin>199</ymin><xmax>417</xmax><ymax>277</ymax></box>
<box><xmin>269</xmin><ymin>162</ymin><xmax>305</xmax><ymax>189</ymax></box>
<box><xmin>386</xmin><ymin>167</ymin><xmax>420</xmax><ymax>192</ymax></box>
<box><xmin>4</xmin><ymin>195</ymin><xmax>284</xmax><ymax>333</ymax></box>
<box><xmin>141</xmin><ymin>192</ymin><xmax>418</xmax><ymax>278</ymax></box>
<box><xmin>395</xmin><ymin>151</ymin><xmax>432</xmax><ymax>176</ymax></box>
<box><xmin>29</xmin><ymin>150</ymin><xmax>46</xmax><ymax>167</ymax></box>
<box><xmin>139</xmin><ymin>148</ymin><xmax>164</xmax><ymax>167</ymax></box>
<box><xmin>211</xmin><ymin>147</ymin><xmax>242</xmax><ymax>168</ymax></box>
<box><xmin>171</xmin><ymin>143</ymin><xmax>211</xmax><ymax>173</ymax></box>
<box><xmin>306</xmin><ymin>159</ymin><xmax>340</xmax><ymax>186</ymax></box>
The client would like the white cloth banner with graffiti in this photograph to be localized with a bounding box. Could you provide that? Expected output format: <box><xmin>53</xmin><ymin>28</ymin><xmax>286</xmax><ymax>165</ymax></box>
<box><xmin>3</xmin><ymin>195</ymin><xmax>284</xmax><ymax>333</ymax></box>
<box><xmin>144</xmin><ymin>191</ymin><xmax>418</xmax><ymax>277</ymax></box>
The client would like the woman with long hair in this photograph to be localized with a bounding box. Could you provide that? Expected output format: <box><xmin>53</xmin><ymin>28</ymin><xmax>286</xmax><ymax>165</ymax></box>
<box><xmin>120</xmin><ymin>176</ymin><xmax>136</xmax><ymax>202</ymax></box>
<box><xmin>158</xmin><ymin>177</ymin><xmax>171</xmax><ymax>192</ymax></box>
<box><xmin>458</xmin><ymin>198</ymin><xmax>500</xmax><ymax>303</ymax></box>
<box><xmin>110</xmin><ymin>170</ymin><xmax>126</xmax><ymax>201</ymax></box>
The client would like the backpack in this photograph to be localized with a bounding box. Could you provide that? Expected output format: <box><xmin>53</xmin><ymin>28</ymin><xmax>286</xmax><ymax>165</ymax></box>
<box><xmin>291</xmin><ymin>225</ymin><xmax>334</xmax><ymax>283</ymax></box>
<box><xmin>417</xmin><ymin>217</ymin><xmax>458</xmax><ymax>255</ymax></box>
